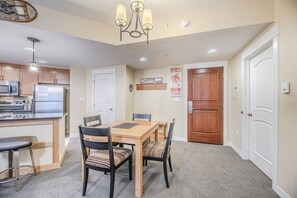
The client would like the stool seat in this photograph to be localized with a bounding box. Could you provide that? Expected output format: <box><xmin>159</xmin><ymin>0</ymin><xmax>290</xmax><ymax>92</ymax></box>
<box><xmin>0</xmin><ymin>141</ymin><xmax>32</xmax><ymax>152</ymax></box>
<box><xmin>0</xmin><ymin>137</ymin><xmax>36</xmax><ymax>192</ymax></box>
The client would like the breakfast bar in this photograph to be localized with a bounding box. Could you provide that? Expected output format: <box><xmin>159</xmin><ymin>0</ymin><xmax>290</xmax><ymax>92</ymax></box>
<box><xmin>0</xmin><ymin>113</ymin><xmax>66</xmax><ymax>173</ymax></box>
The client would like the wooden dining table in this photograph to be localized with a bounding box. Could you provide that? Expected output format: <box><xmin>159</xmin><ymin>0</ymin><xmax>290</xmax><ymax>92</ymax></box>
<box><xmin>97</xmin><ymin>120</ymin><xmax>159</xmax><ymax>198</ymax></box>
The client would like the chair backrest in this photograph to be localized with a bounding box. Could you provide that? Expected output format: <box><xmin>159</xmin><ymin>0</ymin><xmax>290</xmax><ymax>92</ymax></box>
<box><xmin>78</xmin><ymin>125</ymin><xmax>114</xmax><ymax>167</ymax></box>
<box><xmin>83</xmin><ymin>115</ymin><xmax>102</xmax><ymax>127</ymax></box>
<box><xmin>164</xmin><ymin>119</ymin><xmax>175</xmax><ymax>158</ymax></box>
<box><xmin>132</xmin><ymin>113</ymin><xmax>151</xmax><ymax>121</ymax></box>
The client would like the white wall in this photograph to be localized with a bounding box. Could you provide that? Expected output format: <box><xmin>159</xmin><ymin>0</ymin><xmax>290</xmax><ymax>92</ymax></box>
<box><xmin>228</xmin><ymin>0</ymin><xmax>297</xmax><ymax>196</ymax></box>
<box><xmin>134</xmin><ymin>68</ymin><xmax>185</xmax><ymax>140</ymax></box>
<box><xmin>126</xmin><ymin>66</ymin><xmax>135</xmax><ymax>119</ymax></box>
<box><xmin>69</xmin><ymin>67</ymin><xmax>87</xmax><ymax>134</ymax></box>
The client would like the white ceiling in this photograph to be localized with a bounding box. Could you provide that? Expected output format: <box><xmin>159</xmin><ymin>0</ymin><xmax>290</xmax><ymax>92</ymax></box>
<box><xmin>28</xmin><ymin>0</ymin><xmax>246</xmax><ymax>25</ymax></box>
<box><xmin>0</xmin><ymin>0</ymin><xmax>270</xmax><ymax>69</ymax></box>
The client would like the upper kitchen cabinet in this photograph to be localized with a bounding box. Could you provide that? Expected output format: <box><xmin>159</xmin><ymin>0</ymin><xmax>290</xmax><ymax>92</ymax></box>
<box><xmin>0</xmin><ymin>65</ymin><xmax>19</xmax><ymax>81</ymax></box>
<box><xmin>38</xmin><ymin>68</ymin><xmax>70</xmax><ymax>85</ymax></box>
<box><xmin>19</xmin><ymin>68</ymin><xmax>38</xmax><ymax>96</ymax></box>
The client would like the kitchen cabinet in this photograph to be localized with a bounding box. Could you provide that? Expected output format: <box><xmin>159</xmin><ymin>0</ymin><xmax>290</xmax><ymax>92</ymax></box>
<box><xmin>38</xmin><ymin>68</ymin><xmax>70</xmax><ymax>85</ymax></box>
<box><xmin>0</xmin><ymin>65</ymin><xmax>20</xmax><ymax>81</ymax></box>
<box><xmin>19</xmin><ymin>69</ymin><xmax>38</xmax><ymax>95</ymax></box>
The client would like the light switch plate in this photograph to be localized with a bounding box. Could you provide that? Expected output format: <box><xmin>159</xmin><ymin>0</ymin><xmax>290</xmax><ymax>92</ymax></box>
<box><xmin>281</xmin><ymin>81</ymin><xmax>290</xmax><ymax>94</ymax></box>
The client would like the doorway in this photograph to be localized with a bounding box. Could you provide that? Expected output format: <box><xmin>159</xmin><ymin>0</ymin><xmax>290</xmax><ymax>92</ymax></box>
<box><xmin>187</xmin><ymin>67</ymin><xmax>224</xmax><ymax>144</ymax></box>
<box><xmin>242</xmin><ymin>26</ymin><xmax>279</xmax><ymax>189</ymax></box>
<box><xmin>247</xmin><ymin>44</ymin><xmax>275</xmax><ymax>179</ymax></box>
<box><xmin>92</xmin><ymin>69</ymin><xmax>116</xmax><ymax>124</ymax></box>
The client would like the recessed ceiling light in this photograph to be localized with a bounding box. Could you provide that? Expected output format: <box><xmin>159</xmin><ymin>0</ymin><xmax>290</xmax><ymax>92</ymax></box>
<box><xmin>139</xmin><ymin>57</ymin><xmax>147</xmax><ymax>62</ymax></box>
<box><xmin>208</xmin><ymin>49</ymin><xmax>217</xmax><ymax>54</ymax></box>
<box><xmin>24</xmin><ymin>47</ymin><xmax>34</xmax><ymax>51</ymax></box>
<box><xmin>38</xmin><ymin>60</ymin><xmax>47</xmax><ymax>64</ymax></box>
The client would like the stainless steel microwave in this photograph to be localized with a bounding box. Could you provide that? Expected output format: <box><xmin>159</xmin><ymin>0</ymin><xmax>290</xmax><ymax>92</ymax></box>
<box><xmin>0</xmin><ymin>81</ymin><xmax>19</xmax><ymax>96</ymax></box>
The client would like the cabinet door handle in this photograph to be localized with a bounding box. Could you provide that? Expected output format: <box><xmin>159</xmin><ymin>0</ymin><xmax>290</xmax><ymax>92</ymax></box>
<box><xmin>247</xmin><ymin>113</ymin><xmax>253</xmax><ymax>117</ymax></box>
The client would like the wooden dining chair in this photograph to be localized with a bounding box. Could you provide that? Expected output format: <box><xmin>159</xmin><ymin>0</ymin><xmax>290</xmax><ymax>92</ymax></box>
<box><xmin>83</xmin><ymin>115</ymin><xmax>119</xmax><ymax>146</ymax></box>
<box><xmin>79</xmin><ymin>125</ymin><xmax>133</xmax><ymax>198</ymax></box>
<box><xmin>132</xmin><ymin>113</ymin><xmax>152</xmax><ymax>121</ymax></box>
<box><xmin>123</xmin><ymin>113</ymin><xmax>152</xmax><ymax>152</ymax></box>
<box><xmin>142</xmin><ymin>118</ymin><xmax>175</xmax><ymax>188</ymax></box>
<box><xmin>83</xmin><ymin>115</ymin><xmax>102</xmax><ymax>127</ymax></box>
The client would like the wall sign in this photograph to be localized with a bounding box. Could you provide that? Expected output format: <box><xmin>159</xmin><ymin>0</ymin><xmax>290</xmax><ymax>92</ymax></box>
<box><xmin>140</xmin><ymin>77</ymin><xmax>163</xmax><ymax>84</ymax></box>
<box><xmin>169</xmin><ymin>65</ymin><xmax>183</xmax><ymax>97</ymax></box>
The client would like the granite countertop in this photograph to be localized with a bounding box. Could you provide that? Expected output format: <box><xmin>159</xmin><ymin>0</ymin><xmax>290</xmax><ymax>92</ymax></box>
<box><xmin>0</xmin><ymin>113</ymin><xmax>66</xmax><ymax>121</ymax></box>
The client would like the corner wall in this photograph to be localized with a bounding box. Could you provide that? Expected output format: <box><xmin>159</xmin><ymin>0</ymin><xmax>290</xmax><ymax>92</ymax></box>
<box><xmin>69</xmin><ymin>67</ymin><xmax>87</xmax><ymax>134</ymax></box>
<box><xmin>228</xmin><ymin>0</ymin><xmax>297</xmax><ymax>196</ymax></box>
<box><xmin>134</xmin><ymin>68</ymin><xmax>185</xmax><ymax>140</ymax></box>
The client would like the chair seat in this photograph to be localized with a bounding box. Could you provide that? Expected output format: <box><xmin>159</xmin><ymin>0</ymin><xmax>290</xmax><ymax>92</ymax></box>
<box><xmin>143</xmin><ymin>141</ymin><xmax>170</xmax><ymax>159</ymax></box>
<box><xmin>0</xmin><ymin>141</ymin><xmax>32</xmax><ymax>152</ymax></box>
<box><xmin>85</xmin><ymin>147</ymin><xmax>132</xmax><ymax>169</ymax></box>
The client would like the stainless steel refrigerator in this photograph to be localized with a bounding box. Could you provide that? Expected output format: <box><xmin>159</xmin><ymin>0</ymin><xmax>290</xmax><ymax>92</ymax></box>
<box><xmin>33</xmin><ymin>85</ymin><xmax>65</xmax><ymax>113</ymax></box>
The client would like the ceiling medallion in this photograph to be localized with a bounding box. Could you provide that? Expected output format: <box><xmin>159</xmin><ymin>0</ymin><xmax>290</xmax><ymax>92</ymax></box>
<box><xmin>0</xmin><ymin>0</ymin><xmax>37</xmax><ymax>22</ymax></box>
<box><xmin>115</xmin><ymin>0</ymin><xmax>153</xmax><ymax>44</ymax></box>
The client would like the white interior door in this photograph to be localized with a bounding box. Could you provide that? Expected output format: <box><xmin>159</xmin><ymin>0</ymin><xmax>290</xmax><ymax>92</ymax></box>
<box><xmin>93</xmin><ymin>69</ymin><xmax>115</xmax><ymax>124</ymax></box>
<box><xmin>249</xmin><ymin>45</ymin><xmax>274</xmax><ymax>179</ymax></box>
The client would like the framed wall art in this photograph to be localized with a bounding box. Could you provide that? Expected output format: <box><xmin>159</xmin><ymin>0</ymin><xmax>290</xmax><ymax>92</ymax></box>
<box><xmin>168</xmin><ymin>65</ymin><xmax>183</xmax><ymax>97</ymax></box>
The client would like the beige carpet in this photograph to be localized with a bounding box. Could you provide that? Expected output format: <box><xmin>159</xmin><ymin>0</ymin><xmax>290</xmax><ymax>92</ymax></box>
<box><xmin>0</xmin><ymin>138</ymin><xmax>279</xmax><ymax>198</ymax></box>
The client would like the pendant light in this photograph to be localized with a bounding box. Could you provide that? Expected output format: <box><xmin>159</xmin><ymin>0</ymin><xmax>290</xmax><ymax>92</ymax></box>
<box><xmin>27</xmin><ymin>37</ymin><xmax>40</xmax><ymax>71</ymax></box>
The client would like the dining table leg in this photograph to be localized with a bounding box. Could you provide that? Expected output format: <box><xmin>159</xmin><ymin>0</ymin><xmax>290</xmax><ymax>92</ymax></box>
<box><xmin>154</xmin><ymin>127</ymin><xmax>159</xmax><ymax>142</ymax></box>
<box><xmin>134</xmin><ymin>139</ymin><xmax>143</xmax><ymax>198</ymax></box>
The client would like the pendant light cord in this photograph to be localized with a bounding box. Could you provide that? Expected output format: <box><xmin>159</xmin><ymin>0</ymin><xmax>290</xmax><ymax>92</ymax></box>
<box><xmin>32</xmin><ymin>40</ymin><xmax>35</xmax><ymax>62</ymax></box>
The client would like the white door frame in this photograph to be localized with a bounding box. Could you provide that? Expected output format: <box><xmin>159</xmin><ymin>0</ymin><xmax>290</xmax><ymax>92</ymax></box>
<box><xmin>184</xmin><ymin>61</ymin><xmax>228</xmax><ymax>145</ymax></box>
<box><xmin>241</xmin><ymin>25</ymin><xmax>279</xmax><ymax>191</ymax></box>
<box><xmin>92</xmin><ymin>68</ymin><xmax>116</xmax><ymax>120</ymax></box>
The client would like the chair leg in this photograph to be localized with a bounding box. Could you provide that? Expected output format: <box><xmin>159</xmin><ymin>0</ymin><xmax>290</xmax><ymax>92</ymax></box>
<box><xmin>82</xmin><ymin>166</ymin><xmax>89</xmax><ymax>196</ymax></box>
<box><xmin>110</xmin><ymin>170</ymin><xmax>115</xmax><ymax>198</ymax></box>
<box><xmin>13</xmin><ymin>150</ymin><xmax>21</xmax><ymax>192</ymax></box>
<box><xmin>29</xmin><ymin>146</ymin><xmax>37</xmax><ymax>175</ymax></box>
<box><xmin>168</xmin><ymin>155</ymin><xmax>173</xmax><ymax>172</ymax></box>
<box><xmin>8</xmin><ymin>150</ymin><xmax>13</xmax><ymax>178</ymax></box>
<box><xmin>163</xmin><ymin>160</ymin><xmax>169</xmax><ymax>188</ymax></box>
<box><xmin>129</xmin><ymin>157</ymin><xmax>132</xmax><ymax>181</ymax></box>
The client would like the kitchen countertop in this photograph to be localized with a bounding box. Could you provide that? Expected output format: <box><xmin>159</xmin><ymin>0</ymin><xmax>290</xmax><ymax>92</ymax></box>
<box><xmin>0</xmin><ymin>113</ymin><xmax>67</xmax><ymax>121</ymax></box>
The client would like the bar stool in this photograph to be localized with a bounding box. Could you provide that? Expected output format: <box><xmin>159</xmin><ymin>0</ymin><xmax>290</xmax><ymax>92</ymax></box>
<box><xmin>0</xmin><ymin>136</ymin><xmax>37</xmax><ymax>191</ymax></box>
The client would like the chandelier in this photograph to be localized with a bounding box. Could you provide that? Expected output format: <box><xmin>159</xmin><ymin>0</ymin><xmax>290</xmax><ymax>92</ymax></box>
<box><xmin>115</xmin><ymin>0</ymin><xmax>153</xmax><ymax>44</ymax></box>
<box><xmin>0</xmin><ymin>0</ymin><xmax>37</xmax><ymax>22</ymax></box>
<box><xmin>27</xmin><ymin>37</ymin><xmax>40</xmax><ymax>71</ymax></box>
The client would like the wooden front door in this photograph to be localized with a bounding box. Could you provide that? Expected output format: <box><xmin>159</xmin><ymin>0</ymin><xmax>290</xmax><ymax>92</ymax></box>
<box><xmin>188</xmin><ymin>67</ymin><xmax>223</xmax><ymax>144</ymax></box>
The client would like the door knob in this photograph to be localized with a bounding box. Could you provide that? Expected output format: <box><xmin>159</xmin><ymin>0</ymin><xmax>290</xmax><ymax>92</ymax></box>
<box><xmin>247</xmin><ymin>113</ymin><xmax>253</xmax><ymax>117</ymax></box>
<box><xmin>108</xmin><ymin>108</ymin><xmax>113</xmax><ymax>111</ymax></box>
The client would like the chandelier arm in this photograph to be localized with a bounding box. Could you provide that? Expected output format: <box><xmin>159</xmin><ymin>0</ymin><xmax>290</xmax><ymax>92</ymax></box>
<box><xmin>138</xmin><ymin>18</ymin><xmax>148</xmax><ymax>36</ymax></box>
<box><xmin>122</xmin><ymin>11</ymin><xmax>135</xmax><ymax>32</ymax></box>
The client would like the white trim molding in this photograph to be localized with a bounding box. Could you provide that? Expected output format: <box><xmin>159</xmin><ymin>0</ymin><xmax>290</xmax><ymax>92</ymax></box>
<box><xmin>172</xmin><ymin>136</ymin><xmax>187</xmax><ymax>142</ymax></box>
<box><xmin>183</xmin><ymin>61</ymin><xmax>228</xmax><ymax>145</ymax></box>
<box><xmin>227</xmin><ymin>142</ymin><xmax>244</xmax><ymax>159</ymax></box>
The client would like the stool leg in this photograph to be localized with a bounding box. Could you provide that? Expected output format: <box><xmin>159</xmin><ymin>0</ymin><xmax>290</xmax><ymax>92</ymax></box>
<box><xmin>29</xmin><ymin>147</ymin><xmax>36</xmax><ymax>175</ymax></box>
<box><xmin>8</xmin><ymin>150</ymin><xmax>13</xmax><ymax>178</ymax></box>
<box><xmin>13</xmin><ymin>150</ymin><xmax>21</xmax><ymax>192</ymax></box>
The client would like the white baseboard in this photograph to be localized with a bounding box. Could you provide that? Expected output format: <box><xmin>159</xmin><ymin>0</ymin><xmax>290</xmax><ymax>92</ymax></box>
<box><xmin>227</xmin><ymin>142</ymin><xmax>244</xmax><ymax>159</ymax></box>
<box><xmin>172</xmin><ymin>136</ymin><xmax>187</xmax><ymax>142</ymax></box>
<box><xmin>69</xmin><ymin>133</ymin><xmax>79</xmax><ymax>138</ymax></box>
<box><xmin>273</xmin><ymin>183</ymin><xmax>291</xmax><ymax>198</ymax></box>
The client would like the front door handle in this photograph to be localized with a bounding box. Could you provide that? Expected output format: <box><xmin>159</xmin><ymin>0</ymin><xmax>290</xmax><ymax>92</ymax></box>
<box><xmin>188</xmin><ymin>101</ymin><xmax>193</xmax><ymax>113</ymax></box>
<box><xmin>247</xmin><ymin>113</ymin><xmax>253</xmax><ymax>117</ymax></box>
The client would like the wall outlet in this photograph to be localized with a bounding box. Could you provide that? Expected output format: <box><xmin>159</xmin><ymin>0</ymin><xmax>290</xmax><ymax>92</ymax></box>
<box><xmin>236</xmin><ymin>129</ymin><xmax>239</xmax><ymax>135</ymax></box>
